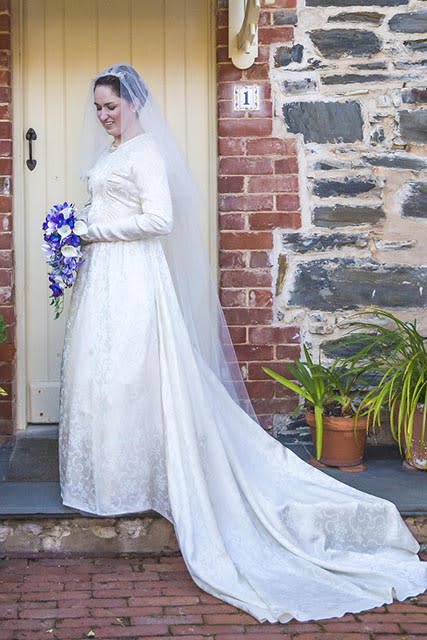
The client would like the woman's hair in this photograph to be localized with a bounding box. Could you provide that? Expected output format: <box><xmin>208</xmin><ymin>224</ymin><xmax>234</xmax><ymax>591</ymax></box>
<box><xmin>94</xmin><ymin>65</ymin><xmax>148</xmax><ymax>109</ymax></box>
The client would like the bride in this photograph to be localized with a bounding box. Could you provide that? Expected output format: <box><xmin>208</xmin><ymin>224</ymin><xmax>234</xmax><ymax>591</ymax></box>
<box><xmin>59</xmin><ymin>63</ymin><xmax>427</xmax><ymax>624</ymax></box>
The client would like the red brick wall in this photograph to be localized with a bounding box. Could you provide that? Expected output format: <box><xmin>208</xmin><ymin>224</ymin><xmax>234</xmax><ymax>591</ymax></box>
<box><xmin>0</xmin><ymin>0</ymin><xmax>13</xmax><ymax>436</ymax></box>
<box><xmin>217</xmin><ymin>0</ymin><xmax>301</xmax><ymax>429</ymax></box>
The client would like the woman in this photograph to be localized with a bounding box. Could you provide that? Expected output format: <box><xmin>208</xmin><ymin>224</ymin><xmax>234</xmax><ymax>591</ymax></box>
<box><xmin>59</xmin><ymin>63</ymin><xmax>427</xmax><ymax>624</ymax></box>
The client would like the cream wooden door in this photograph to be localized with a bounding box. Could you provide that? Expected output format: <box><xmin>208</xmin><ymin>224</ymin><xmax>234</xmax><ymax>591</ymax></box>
<box><xmin>14</xmin><ymin>0</ymin><xmax>215</xmax><ymax>426</ymax></box>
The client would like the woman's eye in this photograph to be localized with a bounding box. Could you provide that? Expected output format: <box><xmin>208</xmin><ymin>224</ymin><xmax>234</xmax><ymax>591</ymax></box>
<box><xmin>95</xmin><ymin>105</ymin><xmax>116</xmax><ymax>112</ymax></box>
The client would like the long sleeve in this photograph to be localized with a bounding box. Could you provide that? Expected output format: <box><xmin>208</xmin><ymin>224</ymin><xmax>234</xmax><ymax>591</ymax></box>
<box><xmin>84</xmin><ymin>144</ymin><xmax>173</xmax><ymax>243</ymax></box>
<box><xmin>78</xmin><ymin>197</ymin><xmax>92</xmax><ymax>225</ymax></box>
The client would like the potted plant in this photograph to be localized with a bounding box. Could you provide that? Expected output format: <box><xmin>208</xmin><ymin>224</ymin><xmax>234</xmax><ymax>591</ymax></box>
<box><xmin>263</xmin><ymin>346</ymin><xmax>370</xmax><ymax>469</ymax></box>
<box><xmin>344</xmin><ymin>309</ymin><xmax>427</xmax><ymax>470</ymax></box>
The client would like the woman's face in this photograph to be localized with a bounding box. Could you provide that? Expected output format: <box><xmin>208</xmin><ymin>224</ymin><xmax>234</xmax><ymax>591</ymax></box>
<box><xmin>94</xmin><ymin>84</ymin><xmax>137</xmax><ymax>144</ymax></box>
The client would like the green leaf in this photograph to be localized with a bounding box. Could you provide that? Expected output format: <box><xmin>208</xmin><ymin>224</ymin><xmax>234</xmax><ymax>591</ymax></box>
<box><xmin>0</xmin><ymin>316</ymin><xmax>6</xmax><ymax>343</ymax></box>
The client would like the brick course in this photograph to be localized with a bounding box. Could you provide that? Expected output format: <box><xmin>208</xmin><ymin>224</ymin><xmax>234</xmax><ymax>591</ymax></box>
<box><xmin>217</xmin><ymin>1</ymin><xmax>301</xmax><ymax>429</ymax></box>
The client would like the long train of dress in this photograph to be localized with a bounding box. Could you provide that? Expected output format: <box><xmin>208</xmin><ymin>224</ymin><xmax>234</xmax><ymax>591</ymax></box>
<box><xmin>59</xmin><ymin>135</ymin><xmax>427</xmax><ymax>623</ymax></box>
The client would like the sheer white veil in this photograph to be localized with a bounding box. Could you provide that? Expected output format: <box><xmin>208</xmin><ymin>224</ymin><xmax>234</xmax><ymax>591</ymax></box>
<box><xmin>80</xmin><ymin>63</ymin><xmax>258</xmax><ymax>422</ymax></box>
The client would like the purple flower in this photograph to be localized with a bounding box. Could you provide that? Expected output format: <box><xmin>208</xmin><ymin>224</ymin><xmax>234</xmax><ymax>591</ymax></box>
<box><xmin>68</xmin><ymin>234</ymin><xmax>81</xmax><ymax>247</ymax></box>
<box><xmin>49</xmin><ymin>282</ymin><xmax>63</xmax><ymax>298</ymax></box>
<box><xmin>41</xmin><ymin>202</ymin><xmax>87</xmax><ymax>318</ymax></box>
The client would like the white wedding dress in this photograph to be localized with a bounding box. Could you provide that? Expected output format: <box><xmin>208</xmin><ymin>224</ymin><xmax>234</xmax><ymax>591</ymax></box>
<box><xmin>59</xmin><ymin>133</ymin><xmax>427</xmax><ymax>623</ymax></box>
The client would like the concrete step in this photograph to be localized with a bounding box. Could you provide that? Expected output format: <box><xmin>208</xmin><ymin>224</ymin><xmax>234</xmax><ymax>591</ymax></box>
<box><xmin>0</xmin><ymin>512</ymin><xmax>178</xmax><ymax>555</ymax></box>
<box><xmin>2</xmin><ymin>437</ymin><xmax>427</xmax><ymax>555</ymax></box>
<box><xmin>0</xmin><ymin>478</ymin><xmax>178</xmax><ymax>555</ymax></box>
<box><xmin>1</xmin><ymin>512</ymin><xmax>426</xmax><ymax>556</ymax></box>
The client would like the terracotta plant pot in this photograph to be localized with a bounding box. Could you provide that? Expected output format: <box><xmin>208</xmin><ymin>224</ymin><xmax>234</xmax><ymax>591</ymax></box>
<box><xmin>402</xmin><ymin>407</ymin><xmax>427</xmax><ymax>471</ymax></box>
<box><xmin>306</xmin><ymin>411</ymin><xmax>367</xmax><ymax>468</ymax></box>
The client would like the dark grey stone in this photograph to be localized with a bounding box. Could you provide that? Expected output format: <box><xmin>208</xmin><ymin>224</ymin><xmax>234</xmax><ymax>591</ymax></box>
<box><xmin>314</xmin><ymin>160</ymin><xmax>351</xmax><ymax>170</ymax></box>
<box><xmin>307</xmin><ymin>0</ymin><xmax>407</xmax><ymax>5</ymax></box>
<box><xmin>402</xmin><ymin>88</ymin><xmax>427</xmax><ymax>104</ymax></box>
<box><xmin>273</xmin><ymin>10</ymin><xmax>298</xmax><ymax>25</ymax></box>
<box><xmin>328</xmin><ymin>11</ymin><xmax>385</xmax><ymax>24</ymax></box>
<box><xmin>313</xmin><ymin>205</ymin><xmax>385</xmax><ymax>227</ymax></box>
<box><xmin>395</xmin><ymin>59</ymin><xmax>427</xmax><ymax>69</ymax></box>
<box><xmin>370</xmin><ymin>127</ymin><xmax>385</xmax><ymax>144</ymax></box>
<box><xmin>402</xmin><ymin>182</ymin><xmax>427</xmax><ymax>218</ymax></box>
<box><xmin>310</xmin><ymin>29</ymin><xmax>381</xmax><ymax>58</ymax></box>
<box><xmin>322</xmin><ymin>334</ymin><xmax>377</xmax><ymax>358</ymax></box>
<box><xmin>282</xmin><ymin>101</ymin><xmax>363</xmax><ymax>143</ymax></box>
<box><xmin>314</xmin><ymin>161</ymin><xmax>339</xmax><ymax>170</ymax></box>
<box><xmin>322</xmin><ymin>73</ymin><xmax>389</xmax><ymax>84</ymax></box>
<box><xmin>274</xmin><ymin>44</ymin><xmax>304</xmax><ymax>67</ymax></box>
<box><xmin>282</xmin><ymin>232</ymin><xmax>368</xmax><ymax>253</ymax></box>
<box><xmin>363</xmin><ymin>153</ymin><xmax>427</xmax><ymax>170</ymax></box>
<box><xmin>283</xmin><ymin>78</ymin><xmax>318</xmax><ymax>94</ymax></box>
<box><xmin>389</xmin><ymin>11</ymin><xmax>427</xmax><ymax>33</ymax></box>
<box><xmin>350</xmin><ymin>61</ymin><xmax>387</xmax><ymax>70</ymax></box>
<box><xmin>291</xmin><ymin>43</ymin><xmax>304</xmax><ymax>62</ymax></box>
<box><xmin>306</xmin><ymin>58</ymin><xmax>324</xmax><ymax>70</ymax></box>
<box><xmin>399</xmin><ymin>110</ymin><xmax>427</xmax><ymax>143</ymax></box>
<box><xmin>289</xmin><ymin>258</ymin><xmax>427</xmax><ymax>310</ymax></box>
<box><xmin>274</xmin><ymin>46</ymin><xmax>292</xmax><ymax>67</ymax></box>
<box><xmin>404</xmin><ymin>39</ymin><xmax>427</xmax><ymax>51</ymax></box>
<box><xmin>313</xmin><ymin>178</ymin><xmax>376</xmax><ymax>197</ymax></box>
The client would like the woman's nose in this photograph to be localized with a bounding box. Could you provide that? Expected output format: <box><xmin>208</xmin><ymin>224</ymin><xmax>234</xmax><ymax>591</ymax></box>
<box><xmin>98</xmin><ymin>110</ymin><xmax>108</xmax><ymax>121</ymax></box>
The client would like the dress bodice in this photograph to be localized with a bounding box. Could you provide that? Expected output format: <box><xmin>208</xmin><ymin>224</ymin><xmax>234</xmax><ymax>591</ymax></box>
<box><xmin>86</xmin><ymin>133</ymin><xmax>172</xmax><ymax>229</ymax></box>
<box><xmin>82</xmin><ymin>133</ymin><xmax>173</xmax><ymax>240</ymax></box>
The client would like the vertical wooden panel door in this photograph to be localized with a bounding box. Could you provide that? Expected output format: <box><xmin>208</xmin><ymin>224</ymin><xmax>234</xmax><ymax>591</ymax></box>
<box><xmin>19</xmin><ymin>0</ymin><xmax>214</xmax><ymax>424</ymax></box>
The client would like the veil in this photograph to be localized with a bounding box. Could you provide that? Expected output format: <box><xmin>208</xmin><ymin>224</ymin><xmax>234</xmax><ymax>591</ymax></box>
<box><xmin>79</xmin><ymin>63</ymin><xmax>258</xmax><ymax>422</ymax></box>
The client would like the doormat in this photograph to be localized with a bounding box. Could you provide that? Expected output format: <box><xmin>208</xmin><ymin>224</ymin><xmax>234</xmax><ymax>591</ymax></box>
<box><xmin>5</xmin><ymin>437</ymin><xmax>59</xmax><ymax>481</ymax></box>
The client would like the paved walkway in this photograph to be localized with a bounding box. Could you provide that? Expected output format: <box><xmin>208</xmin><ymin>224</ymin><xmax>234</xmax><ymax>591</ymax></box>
<box><xmin>1</xmin><ymin>554</ymin><xmax>427</xmax><ymax>639</ymax></box>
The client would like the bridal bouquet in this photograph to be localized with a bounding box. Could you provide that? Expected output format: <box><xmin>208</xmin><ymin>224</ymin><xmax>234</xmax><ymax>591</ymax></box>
<box><xmin>41</xmin><ymin>202</ymin><xmax>88</xmax><ymax>318</ymax></box>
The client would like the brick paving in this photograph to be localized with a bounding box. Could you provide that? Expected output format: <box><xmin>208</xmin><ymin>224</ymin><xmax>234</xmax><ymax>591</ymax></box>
<box><xmin>1</xmin><ymin>554</ymin><xmax>427</xmax><ymax>639</ymax></box>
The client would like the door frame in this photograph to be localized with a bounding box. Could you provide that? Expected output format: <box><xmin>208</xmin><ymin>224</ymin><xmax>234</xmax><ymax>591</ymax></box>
<box><xmin>11</xmin><ymin>0</ymin><xmax>218</xmax><ymax>431</ymax></box>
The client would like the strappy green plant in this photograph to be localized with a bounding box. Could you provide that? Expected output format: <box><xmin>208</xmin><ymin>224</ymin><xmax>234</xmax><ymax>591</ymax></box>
<box><xmin>263</xmin><ymin>345</ymin><xmax>369</xmax><ymax>460</ymax></box>
<box><xmin>263</xmin><ymin>345</ymin><xmax>327</xmax><ymax>459</ymax></box>
<box><xmin>342</xmin><ymin>309</ymin><xmax>427</xmax><ymax>457</ymax></box>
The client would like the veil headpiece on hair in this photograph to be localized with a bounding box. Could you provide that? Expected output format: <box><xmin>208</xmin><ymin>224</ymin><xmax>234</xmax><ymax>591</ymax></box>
<box><xmin>80</xmin><ymin>63</ymin><xmax>258</xmax><ymax>421</ymax></box>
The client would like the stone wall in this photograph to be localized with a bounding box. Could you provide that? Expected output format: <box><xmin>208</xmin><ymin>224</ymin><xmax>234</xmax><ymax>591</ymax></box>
<box><xmin>1</xmin><ymin>513</ymin><xmax>425</xmax><ymax>552</ymax></box>
<box><xmin>0</xmin><ymin>515</ymin><xmax>179</xmax><ymax>555</ymax></box>
<box><xmin>269</xmin><ymin>0</ymin><xmax>427</xmax><ymax>434</ymax></box>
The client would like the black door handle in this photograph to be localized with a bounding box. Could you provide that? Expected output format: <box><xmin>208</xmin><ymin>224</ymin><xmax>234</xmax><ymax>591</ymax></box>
<box><xmin>25</xmin><ymin>128</ymin><xmax>37</xmax><ymax>171</ymax></box>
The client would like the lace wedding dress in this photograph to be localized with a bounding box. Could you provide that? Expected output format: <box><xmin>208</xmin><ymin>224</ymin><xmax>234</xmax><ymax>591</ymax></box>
<box><xmin>59</xmin><ymin>133</ymin><xmax>427</xmax><ymax>623</ymax></box>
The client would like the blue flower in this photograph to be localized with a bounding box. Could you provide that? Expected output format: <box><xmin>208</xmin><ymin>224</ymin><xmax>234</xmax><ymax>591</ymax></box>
<box><xmin>49</xmin><ymin>282</ymin><xmax>63</xmax><ymax>298</ymax></box>
<box><xmin>68</xmin><ymin>234</ymin><xmax>81</xmax><ymax>247</ymax></box>
<box><xmin>41</xmin><ymin>202</ymin><xmax>85</xmax><ymax>318</ymax></box>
